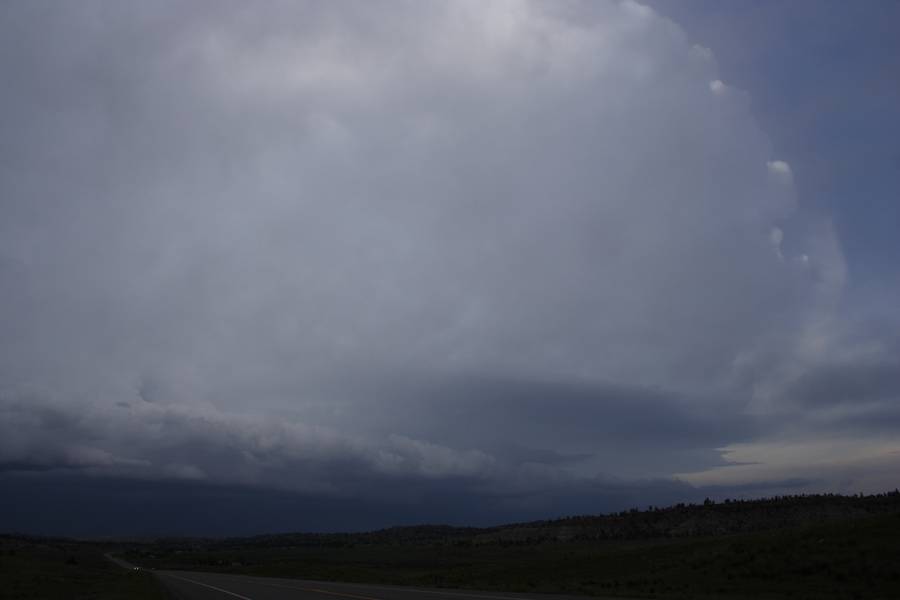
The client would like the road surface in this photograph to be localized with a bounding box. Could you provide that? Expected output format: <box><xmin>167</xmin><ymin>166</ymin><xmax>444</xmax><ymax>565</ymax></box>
<box><xmin>104</xmin><ymin>552</ymin><xmax>139</xmax><ymax>570</ymax></box>
<box><xmin>153</xmin><ymin>571</ymin><xmax>612</xmax><ymax>600</ymax></box>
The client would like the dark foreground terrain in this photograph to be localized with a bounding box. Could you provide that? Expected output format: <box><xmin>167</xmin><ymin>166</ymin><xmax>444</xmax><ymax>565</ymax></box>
<box><xmin>2</xmin><ymin>492</ymin><xmax>899</xmax><ymax>599</ymax></box>
<box><xmin>126</xmin><ymin>492</ymin><xmax>900</xmax><ymax>600</ymax></box>
<box><xmin>0</xmin><ymin>535</ymin><xmax>162</xmax><ymax>599</ymax></box>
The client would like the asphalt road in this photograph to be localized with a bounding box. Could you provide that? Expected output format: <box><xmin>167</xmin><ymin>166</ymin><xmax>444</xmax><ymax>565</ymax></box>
<box><xmin>154</xmin><ymin>571</ymin><xmax>605</xmax><ymax>600</ymax></box>
<box><xmin>105</xmin><ymin>552</ymin><xmax>139</xmax><ymax>571</ymax></box>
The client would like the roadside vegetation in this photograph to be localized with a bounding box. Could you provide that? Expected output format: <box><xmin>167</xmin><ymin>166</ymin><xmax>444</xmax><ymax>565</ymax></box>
<box><xmin>3</xmin><ymin>492</ymin><xmax>898</xmax><ymax>599</ymax></box>
<box><xmin>125</xmin><ymin>492</ymin><xmax>900</xmax><ymax>600</ymax></box>
<box><xmin>0</xmin><ymin>535</ymin><xmax>163</xmax><ymax>600</ymax></box>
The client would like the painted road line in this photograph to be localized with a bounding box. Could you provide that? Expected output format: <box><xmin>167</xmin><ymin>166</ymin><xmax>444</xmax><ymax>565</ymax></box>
<box><xmin>165</xmin><ymin>573</ymin><xmax>254</xmax><ymax>600</ymax></box>
<box><xmin>242</xmin><ymin>579</ymin><xmax>385</xmax><ymax>600</ymax></box>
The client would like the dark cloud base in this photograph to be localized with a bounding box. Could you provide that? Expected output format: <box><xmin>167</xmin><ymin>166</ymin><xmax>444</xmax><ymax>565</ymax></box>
<box><xmin>0</xmin><ymin>472</ymin><xmax>814</xmax><ymax>538</ymax></box>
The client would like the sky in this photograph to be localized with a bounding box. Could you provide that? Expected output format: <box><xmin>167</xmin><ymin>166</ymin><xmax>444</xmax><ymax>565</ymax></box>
<box><xmin>1</xmin><ymin>0</ymin><xmax>898</xmax><ymax>536</ymax></box>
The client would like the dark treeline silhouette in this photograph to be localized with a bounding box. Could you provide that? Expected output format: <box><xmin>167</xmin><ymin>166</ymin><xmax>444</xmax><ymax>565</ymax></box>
<box><xmin>109</xmin><ymin>490</ymin><xmax>900</xmax><ymax>599</ymax></box>
<box><xmin>176</xmin><ymin>489</ymin><xmax>900</xmax><ymax>550</ymax></box>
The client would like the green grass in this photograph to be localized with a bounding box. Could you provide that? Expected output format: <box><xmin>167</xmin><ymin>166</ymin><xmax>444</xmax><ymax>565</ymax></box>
<box><xmin>0</xmin><ymin>536</ymin><xmax>164</xmax><ymax>600</ymax></box>
<box><xmin>128</xmin><ymin>512</ymin><xmax>900</xmax><ymax>600</ymax></box>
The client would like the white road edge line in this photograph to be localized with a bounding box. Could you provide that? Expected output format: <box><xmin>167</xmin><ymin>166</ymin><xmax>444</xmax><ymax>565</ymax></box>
<box><xmin>256</xmin><ymin>581</ymin><xmax>384</xmax><ymax>600</ymax></box>
<box><xmin>165</xmin><ymin>573</ymin><xmax>254</xmax><ymax>600</ymax></box>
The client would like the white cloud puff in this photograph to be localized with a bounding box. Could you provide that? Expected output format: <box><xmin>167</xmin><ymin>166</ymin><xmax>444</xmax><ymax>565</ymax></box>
<box><xmin>767</xmin><ymin>160</ymin><xmax>794</xmax><ymax>183</ymax></box>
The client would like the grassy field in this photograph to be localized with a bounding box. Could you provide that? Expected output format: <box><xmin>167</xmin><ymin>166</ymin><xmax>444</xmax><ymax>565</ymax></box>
<box><xmin>127</xmin><ymin>512</ymin><xmax>900</xmax><ymax>600</ymax></box>
<box><xmin>0</xmin><ymin>536</ymin><xmax>163</xmax><ymax>600</ymax></box>
<box><xmin>3</xmin><ymin>494</ymin><xmax>897</xmax><ymax>599</ymax></box>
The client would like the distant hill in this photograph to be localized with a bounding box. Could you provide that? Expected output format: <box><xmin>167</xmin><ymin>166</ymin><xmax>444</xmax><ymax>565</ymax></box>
<box><xmin>203</xmin><ymin>490</ymin><xmax>900</xmax><ymax>549</ymax></box>
<box><xmin>116</xmin><ymin>491</ymin><xmax>900</xmax><ymax>599</ymax></box>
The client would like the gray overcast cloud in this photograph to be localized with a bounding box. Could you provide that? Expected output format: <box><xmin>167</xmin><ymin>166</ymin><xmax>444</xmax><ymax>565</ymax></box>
<box><xmin>1</xmin><ymin>0</ymin><xmax>898</xmax><ymax>532</ymax></box>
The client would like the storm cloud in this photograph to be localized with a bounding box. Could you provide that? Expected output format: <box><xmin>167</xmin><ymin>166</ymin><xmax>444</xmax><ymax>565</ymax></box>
<box><xmin>1</xmin><ymin>0</ymin><xmax>898</xmax><ymax>533</ymax></box>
